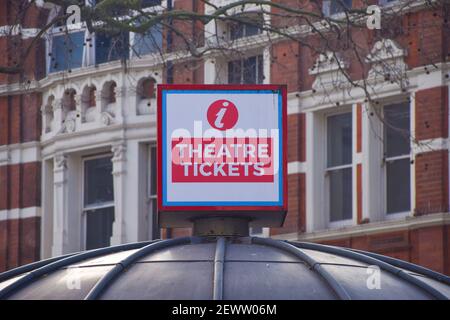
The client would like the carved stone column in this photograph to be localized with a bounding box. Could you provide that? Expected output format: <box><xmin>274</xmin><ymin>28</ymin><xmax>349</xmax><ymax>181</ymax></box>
<box><xmin>52</xmin><ymin>98</ymin><xmax>63</xmax><ymax>134</ymax></box>
<box><xmin>75</xmin><ymin>94</ymin><xmax>82</xmax><ymax>128</ymax></box>
<box><xmin>110</xmin><ymin>142</ymin><xmax>127</xmax><ymax>245</ymax></box>
<box><xmin>114</xmin><ymin>85</ymin><xmax>126</xmax><ymax>123</ymax></box>
<box><xmin>52</xmin><ymin>153</ymin><xmax>69</xmax><ymax>256</ymax></box>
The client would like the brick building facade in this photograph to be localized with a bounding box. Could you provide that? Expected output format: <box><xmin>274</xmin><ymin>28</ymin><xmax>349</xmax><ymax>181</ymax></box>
<box><xmin>0</xmin><ymin>0</ymin><xmax>449</xmax><ymax>276</ymax></box>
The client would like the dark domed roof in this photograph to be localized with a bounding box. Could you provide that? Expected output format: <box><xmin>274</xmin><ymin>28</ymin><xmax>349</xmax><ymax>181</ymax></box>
<box><xmin>0</xmin><ymin>237</ymin><xmax>449</xmax><ymax>300</ymax></box>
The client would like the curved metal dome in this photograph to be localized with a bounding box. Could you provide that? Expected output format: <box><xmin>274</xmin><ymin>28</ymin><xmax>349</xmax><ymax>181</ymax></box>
<box><xmin>0</xmin><ymin>236</ymin><xmax>449</xmax><ymax>300</ymax></box>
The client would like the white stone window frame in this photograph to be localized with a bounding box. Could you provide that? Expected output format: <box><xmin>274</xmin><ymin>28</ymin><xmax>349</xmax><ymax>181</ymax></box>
<box><xmin>382</xmin><ymin>103</ymin><xmax>412</xmax><ymax>220</ymax></box>
<box><xmin>361</xmin><ymin>95</ymin><xmax>414</xmax><ymax>224</ymax></box>
<box><xmin>324</xmin><ymin>108</ymin><xmax>354</xmax><ymax>229</ymax></box>
<box><xmin>306</xmin><ymin>105</ymin><xmax>359</xmax><ymax>233</ymax></box>
<box><xmin>146</xmin><ymin>143</ymin><xmax>158</xmax><ymax>239</ymax></box>
<box><xmin>81</xmin><ymin>152</ymin><xmax>115</xmax><ymax>251</ymax></box>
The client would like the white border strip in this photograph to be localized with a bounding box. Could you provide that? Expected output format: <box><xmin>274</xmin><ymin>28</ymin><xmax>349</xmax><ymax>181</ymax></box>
<box><xmin>288</xmin><ymin>161</ymin><xmax>306</xmax><ymax>175</ymax></box>
<box><xmin>0</xmin><ymin>142</ymin><xmax>41</xmax><ymax>166</ymax></box>
<box><xmin>0</xmin><ymin>207</ymin><xmax>41</xmax><ymax>221</ymax></box>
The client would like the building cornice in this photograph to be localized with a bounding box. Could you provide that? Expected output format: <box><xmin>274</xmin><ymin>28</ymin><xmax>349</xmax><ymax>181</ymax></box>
<box><xmin>272</xmin><ymin>212</ymin><xmax>450</xmax><ymax>242</ymax></box>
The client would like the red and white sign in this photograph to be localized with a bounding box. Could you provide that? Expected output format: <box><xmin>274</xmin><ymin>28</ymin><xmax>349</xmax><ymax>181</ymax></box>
<box><xmin>157</xmin><ymin>84</ymin><xmax>287</xmax><ymax>226</ymax></box>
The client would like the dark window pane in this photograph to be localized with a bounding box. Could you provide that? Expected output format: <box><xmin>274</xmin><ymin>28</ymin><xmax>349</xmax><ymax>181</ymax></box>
<box><xmin>380</xmin><ymin>0</ymin><xmax>396</xmax><ymax>5</ymax></box>
<box><xmin>133</xmin><ymin>25</ymin><xmax>162</xmax><ymax>56</ymax></box>
<box><xmin>150</xmin><ymin>146</ymin><xmax>157</xmax><ymax>196</ymax></box>
<box><xmin>329</xmin><ymin>168</ymin><xmax>352</xmax><ymax>222</ymax></box>
<box><xmin>258</xmin><ymin>55</ymin><xmax>264</xmax><ymax>84</ymax></box>
<box><xmin>230</xmin><ymin>23</ymin><xmax>244</xmax><ymax>40</ymax></box>
<box><xmin>50</xmin><ymin>32</ymin><xmax>84</xmax><ymax>73</ymax></box>
<box><xmin>387</xmin><ymin>158</ymin><xmax>410</xmax><ymax>214</ymax></box>
<box><xmin>86</xmin><ymin>207</ymin><xmax>115</xmax><ymax>250</ymax></box>
<box><xmin>245</xmin><ymin>23</ymin><xmax>260</xmax><ymax>37</ymax></box>
<box><xmin>84</xmin><ymin>157</ymin><xmax>114</xmax><ymax>206</ymax></box>
<box><xmin>327</xmin><ymin>113</ymin><xmax>352</xmax><ymax>167</ymax></box>
<box><xmin>384</xmin><ymin>103</ymin><xmax>410</xmax><ymax>158</ymax></box>
<box><xmin>92</xmin><ymin>0</ymin><xmax>128</xmax><ymax>16</ymax></box>
<box><xmin>229</xmin><ymin>14</ymin><xmax>262</xmax><ymax>40</ymax></box>
<box><xmin>329</xmin><ymin>0</ymin><xmax>352</xmax><ymax>15</ymax></box>
<box><xmin>141</xmin><ymin>0</ymin><xmax>162</xmax><ymax>7</ymax></box>
<box><xmin>96</xmin><ymin>32</ymin><xmax>129</xmax><ymax>64</ymax></box>
<box><xmin>228</xmin><ymin>60</ymin><xmax>242</xmax><ymax>84</ymax></box>
<box><xmin>243</xmin><ymin>56</ymin><xmax>257</xmax><ymax>84</ymax></box>
<box><xmin>228</xmin><ymin>56</ymin><xmax>263</xmax><ymax>84</ymax></box>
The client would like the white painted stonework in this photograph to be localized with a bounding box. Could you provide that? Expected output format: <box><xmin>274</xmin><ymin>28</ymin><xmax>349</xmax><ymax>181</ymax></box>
<box><xmin>39</xmin><ymin>62</ymin><xmax>163</xmax><ymax>258</ymax></box>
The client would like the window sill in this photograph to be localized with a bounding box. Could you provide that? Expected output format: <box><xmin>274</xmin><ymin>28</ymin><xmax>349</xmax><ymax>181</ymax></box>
<box><xmin>328</xmin><ymin>219</ymin><xmax>354</xmax><ymax>229</ymax></box>
<box><xmin>385</xmin><ymin>211</ymin><xmax>411</xmax><ymax>221</ymax></box>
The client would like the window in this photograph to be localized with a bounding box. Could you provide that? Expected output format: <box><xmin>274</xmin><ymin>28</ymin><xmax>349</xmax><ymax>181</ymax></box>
<box><xmin>379</xmin><ymin>0</ymin><xmax>397</xmax><ymax>5</ymax></box>
<box><xmin>384</xmin><ymin>103</ymin><xmax>410</xmax><ymax>215</ymax></box>
<box><xmin>148</xmin><ymin>145</ymin><xmax>159</xmax><ymax>239</ymax></box>
<box><xmin>229</xmin><ymin>13</ymin><xmax>263</xmax><ymax>40</ymax></box>
<box><xmin>95</xmin><ymin>31</ymin><xmax>130</xmax><ymax>64</ymax></box>
<box><xmin>228</xmin><ymin>55</ymin><xmax>264</xmax><ymax>84</ymax></box>
<box><xmin>47</xmin><ymin>1</ymin><xmax>166</xmax><ymax>74</ymax></box>
<box><xmin>132</xmin><ymin>25</ymin><xmax>163</xmax><ymax>56</ymax></box>
<box><xmin>323</xmin><ymin>0</ymin><xmax>352</xmax><ymax>16</ymax></box>
<box><xmin>326</xmin><ymin>112</ymin><xmax>352</xmax><ymax>223</ymax></box>
<box><xmin>83</xmin><ymin>156</ymin><xmax>115</xmax><ymax>250</ymax></box>
<box><xmin>141</xmin><ymin>0</ymin><xmax>162</xmax><ymax>7</ymax></box>
<box><xmin>49</xmin><ymin>31</ymin><xmax>85</xmax><ymax>73</ymax></box>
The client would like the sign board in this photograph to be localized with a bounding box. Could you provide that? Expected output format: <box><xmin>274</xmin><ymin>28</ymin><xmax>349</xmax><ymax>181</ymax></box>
<box><xmin>157</xmin><ymin>84</ymin><xmax>287</xmax><ymax>227</ymax></box>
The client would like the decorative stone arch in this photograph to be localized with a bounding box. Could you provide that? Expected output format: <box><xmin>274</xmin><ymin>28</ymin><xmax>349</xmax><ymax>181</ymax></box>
<box><xmin>42</xmin><ymin>95</ymin><xmax>55</xmax><ymax>133</ymax></box>
<box><xmin>62</xmin><ymin>88</ymin><xmax>77</xmax><ymax>112</ymax></box>
<box><xmin>136</xmin><ymin>76</ymin><xmax>157</xmax><ymax>115</ymax></box>
<box><xmin>100</xmin><ymin>80</ymin><xmax>117</xmax><ymax>125</ymax></box>
<box><xmin>81</xmin><ymin>84</ymin><xmax>97</xmax><ymax>123</ymax></box>
<box><xmin>61</xmin><ymin>88</ymin><xmax>78</xmax><ymax>133</ymax></box>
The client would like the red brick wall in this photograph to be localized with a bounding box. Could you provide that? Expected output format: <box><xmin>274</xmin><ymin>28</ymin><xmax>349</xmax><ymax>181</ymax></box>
<box><xmin>415</xmin><ymin>150</ymin><xmax>449</xmax><ymax>215</ymax></box>
<box><xmin>169</xmin><ymin>228</ymin><xmax>192</xmax><ymax>238</ymax></box>
<box><xmin>270</xmin><ymin>41</ymin><xmax>301</xmax><ymax>93</ymax></box>
<box><xmin>415</xmin><ymin>86</ymin><xmax>448</xmax><ymax>140</ymax></box>
<box><xmin>410</xmin><ymin>226</ymin><xmax>446</xmax><ymax>274</ymax></box>
<box><xmin>172</xmin><ymin>60</ymin><xmax>204</xmax><ymax>84</ymax></box>
<box><xmin>0</xmin><ymin>162</ymin><xmax>41</xmax><ymax>211</ymax></box>
<box><xmin>271</xmin><ymin>172</ymin><xmax>305</xmax><ymax>235</ymax></box>
<box><xmin>287</xmin><ymin>113</ymin><xmax>306</xmax><ymax>162</ymax></box>
<box><xmin>0</xmin><ymin>93</ymin><xmax>42</xmax><ymax>146</ymax></box>
<box><xmin>171</xmin><ymin>0</ymin><xmax>204</xmax><ymax>52</ymax></box>
<box><xmin>320</xmin><ymin>226</ymin><xmax>450</xmax><ymax>275</ymax></box>
<box><xmin>0</xmin><ymin>217</ymin><xmax>40</xmax><ymax>272</ymax></box>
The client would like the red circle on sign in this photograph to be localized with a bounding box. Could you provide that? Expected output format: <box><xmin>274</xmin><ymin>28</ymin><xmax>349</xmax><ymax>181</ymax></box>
<box><xmin>207</xmin><ymin>99</ymin><xmax>239</xmax><ymax>131</ymax></box>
